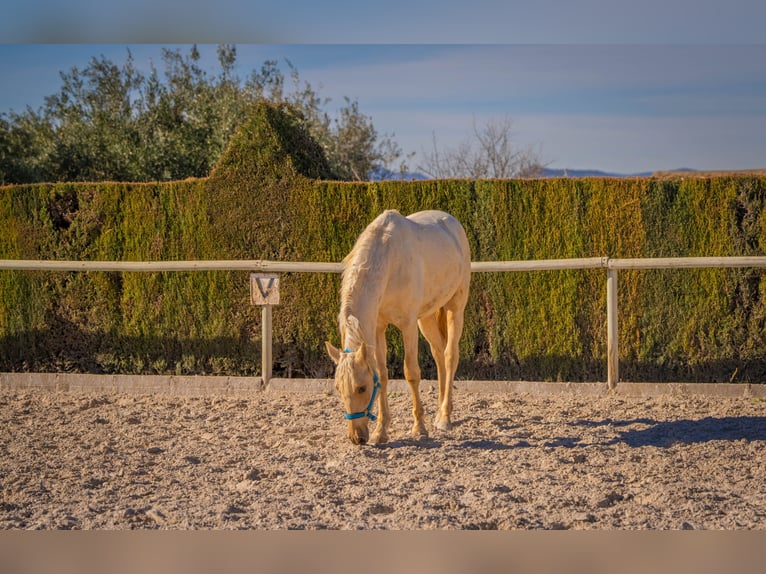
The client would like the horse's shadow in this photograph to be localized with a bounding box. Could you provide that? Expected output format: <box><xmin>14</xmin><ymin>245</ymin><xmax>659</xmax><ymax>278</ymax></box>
<box><xmin>377</xmin><ymin>415</ymin><xmax>766</xmax><ymax>450</ymax></box>
<box><xmin>376</xmin><ymin>437</ymin><xmax>443</xmax><ymax>450</ymax></box>
<box><xmin>378</xmin><ymin>437</ymin><xmax>521</xmax><ymax>450</ymax></box>
<box><xmin>376</xmin><ymin>416</ymin><xmax>533</xmax><ymax>450</ymax></box>
<box><xmin>576</xmin><ymin>416</ymin><xmax>766</xmax><ymax>448</ymax></box>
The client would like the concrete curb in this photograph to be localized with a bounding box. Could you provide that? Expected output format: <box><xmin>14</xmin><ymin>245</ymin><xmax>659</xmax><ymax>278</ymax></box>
<box><xmin>1</xmin><ymin>373</ymin><xmax>764</xmax><ymax>399</ymax></box>
<box><xmin>0</xmin><ymin>373</ymin><xmax>264</xmax><ymax>396</ymax></box>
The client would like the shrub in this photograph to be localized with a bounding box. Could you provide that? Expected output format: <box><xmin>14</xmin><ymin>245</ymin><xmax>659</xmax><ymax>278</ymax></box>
<box><xmin>1</xmin><ymin>102</ymin><xmax>765</xmax><ymax>382</ymax></box>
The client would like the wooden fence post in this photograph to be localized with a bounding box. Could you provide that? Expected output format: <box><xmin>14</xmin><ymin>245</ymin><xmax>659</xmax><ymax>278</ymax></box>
<box><xmin>261</xmin><ymin>305</ymin><xmax>273</xmax><ymax>385</ymax></box>
<box><xmin>250</xmin><ymin>273</ymin><xmax>280</xmax><ymax>386</ymax></box>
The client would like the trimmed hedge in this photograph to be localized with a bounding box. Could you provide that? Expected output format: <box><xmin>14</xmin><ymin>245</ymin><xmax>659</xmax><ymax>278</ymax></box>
<box><xmin>1</xmin><ymin>102</ymin><xmax>765</xmax><ymax>381</ymax></box>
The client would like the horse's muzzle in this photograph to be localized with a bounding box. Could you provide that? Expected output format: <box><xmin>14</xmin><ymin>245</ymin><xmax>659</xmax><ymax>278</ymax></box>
<box><xmin>348</xmin><ymin>421</ymin><xmax>369</xmax><ymax>445</ymax></box>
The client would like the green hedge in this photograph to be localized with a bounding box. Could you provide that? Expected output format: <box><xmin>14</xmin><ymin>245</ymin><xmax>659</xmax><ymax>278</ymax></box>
<box><xmin>1</xmin><ymin>102</ymin><xmax>765</xmax><ymax>382</ymax></box>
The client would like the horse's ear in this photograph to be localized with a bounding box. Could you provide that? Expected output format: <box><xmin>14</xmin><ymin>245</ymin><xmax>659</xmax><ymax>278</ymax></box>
<box><xmin>357</xmin><ymin>343</ymin><xmax>370</xmax><ymax>364</ymax></box>
<box><xmin>325</xmin><ymin>341</ymin><xmax>341</xmax><ymax>365</ymax></box>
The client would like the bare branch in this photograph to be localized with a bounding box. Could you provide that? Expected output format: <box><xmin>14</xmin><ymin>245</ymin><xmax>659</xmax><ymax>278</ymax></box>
<box><xmin>418</xmin><ymin>115</ymin><xmax>545</xmax><ymax>179</ymax></box>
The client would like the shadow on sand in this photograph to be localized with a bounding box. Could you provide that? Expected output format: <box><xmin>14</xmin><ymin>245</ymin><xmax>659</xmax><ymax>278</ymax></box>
<box><xmin>376</xmin><ymin>415</ymin><xmax>766</xmax><ymax>450</ymax></box>
<box><xmin>575</xmin><ymin>416</ymin><xmax>766</xmax><ymax>447</ymax></box>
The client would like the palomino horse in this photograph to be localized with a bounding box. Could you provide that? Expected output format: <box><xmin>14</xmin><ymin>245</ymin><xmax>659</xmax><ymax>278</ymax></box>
<box><xmin>325</xmin><ymin>209</ymin><xmax>471</xmax><ymax>445</ymax></box>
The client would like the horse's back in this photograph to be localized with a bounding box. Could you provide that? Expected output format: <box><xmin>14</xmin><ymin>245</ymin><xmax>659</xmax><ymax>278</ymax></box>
<box><xmin>349</xmin><ymin>209</ymin><xmax>470</xmax><ymax>326</ymax></box>
<box><xmin>404</xmin><ymin>210</ymin><xmax>470</xmax><ymax>265</ymax></box>
<box><xmin>398</xmin><ymin>210</ymin><xmax>471</xmax><ymax>313</ymax></box>
<box><xmin>405</xmin><ymin>209</ymin><xmax>462</xmax><ymax>232</ymax></box>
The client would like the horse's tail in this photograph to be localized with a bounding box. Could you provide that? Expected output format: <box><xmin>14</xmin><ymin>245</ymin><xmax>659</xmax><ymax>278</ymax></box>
<box><xmin>436</xmin><ymin>307</ymin><xmax>448</xmax><ymax>343</ymax></box>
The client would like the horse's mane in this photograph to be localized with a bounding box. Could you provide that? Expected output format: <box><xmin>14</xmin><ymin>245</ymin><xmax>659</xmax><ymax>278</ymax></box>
<box><xmin>338</xmin><ymin>210</ymin><xmax>398</xmax><ymax>349</ymax></box>
<box><xmin>341</xmin><ymin>315</ymin><xmax>365</xmax><ymax>354</ymax></box>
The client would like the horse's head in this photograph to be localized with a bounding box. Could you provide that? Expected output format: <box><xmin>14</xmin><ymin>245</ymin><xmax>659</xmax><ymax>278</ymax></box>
<box><xmin>325</xmin><ymin>341</ymin><xmax>378</xmax><ymax>445</ymax></box>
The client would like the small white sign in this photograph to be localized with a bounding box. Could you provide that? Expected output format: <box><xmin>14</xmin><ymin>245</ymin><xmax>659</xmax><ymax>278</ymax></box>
<box><xmin>250</xmin><ymin>273</ymin><xmax>280</xmax><ymax>306</ymax></box>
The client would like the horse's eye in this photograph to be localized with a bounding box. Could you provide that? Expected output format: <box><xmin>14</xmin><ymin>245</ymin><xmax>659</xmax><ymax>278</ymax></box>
<box><xmin>357</xmin><ymin>386</ymin><xmax>366</xmax><ymax>394</ymax></box>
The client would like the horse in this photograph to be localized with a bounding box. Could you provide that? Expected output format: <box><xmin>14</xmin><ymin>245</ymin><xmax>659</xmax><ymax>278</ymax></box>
<box><xmin>325</xmin><ymin>209</ymin><xmax>471</xmax><ymax>445</ymax></box>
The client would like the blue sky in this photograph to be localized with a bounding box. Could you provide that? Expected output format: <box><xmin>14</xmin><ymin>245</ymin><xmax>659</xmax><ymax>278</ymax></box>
<box><xmin>3</xmin><ymin>0</ymin><xmax>766</xmax><ymax>44</ymax></box>
<box><xmin>2</xmin><ymin>1</ymin><xmax>765</xmax><ymax>174</ymax></box>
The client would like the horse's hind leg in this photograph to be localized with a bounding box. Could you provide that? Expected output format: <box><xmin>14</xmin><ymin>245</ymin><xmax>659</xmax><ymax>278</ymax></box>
<box><xmin>402</xmin><ymin>321</ymin><xmax>428</xmax><ymax>439</ymax></box>
<box><xmin>418</xmin><ymin>312</ymin><xmax>448</xmax><ymax>431</ymax></box>
<box><xmin>437</xmin><ymin>304</ymin><xmax>466</xmax><ymax>431</ymax></box>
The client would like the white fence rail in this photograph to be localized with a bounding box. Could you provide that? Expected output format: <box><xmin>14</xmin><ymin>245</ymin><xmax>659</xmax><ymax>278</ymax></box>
<box><xmin>3</xmin><ymin>256</ymin><xmax>766</xmax><ymax>389</ymax></box>
<box><xmin>0</xmin><ymin>259</ymin><xmax>344</xmax><ymax>273</ymax></box>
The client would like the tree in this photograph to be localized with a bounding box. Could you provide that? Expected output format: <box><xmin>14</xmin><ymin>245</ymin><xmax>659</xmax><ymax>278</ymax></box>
<box><xmin>137</xmin><ymin>45</ymin><xmax>245</xmax><ymax>180</ymax></box>
<box><xmin>55</xmin><ymin>53</ymin><xmax>145</xmax><ymax>181</ymax></box>
<box><xmin>0</xmin><ymin>45</ymin><xmax>408</xmax><ymax>184</ymax></box>
<box><xmin>418</xmin><ymin>115</ymin><xmax>545</xmax><ymax>179</ymax></box>
<box><xmin>0</xmin><ymin>110</ymin><xmax>54</xmax><ymax>184</ymax></box>
<box><xmin>321</xmin><ymin>97</ymin><xmax>408</xmax><ymax>181</ymax></box>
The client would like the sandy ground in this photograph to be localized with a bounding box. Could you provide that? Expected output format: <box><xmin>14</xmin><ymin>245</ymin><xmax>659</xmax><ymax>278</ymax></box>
<box><xmin>1</xmin><ymin>387</ymin><xmax>764</xmax><ymax>530</ymax></box>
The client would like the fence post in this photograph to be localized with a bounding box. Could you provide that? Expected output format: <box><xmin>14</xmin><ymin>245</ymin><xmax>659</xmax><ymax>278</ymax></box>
<box><xmin>250</xmin><ymin>273</ymin><xmax>280</xmax><ymax>386</ymax></box>
<box><xmin>262</xmin><ymin>305</ymin><xmax>273</xmax><ymax>385</ymax></box>
<box><xmin>606</xmin><ymin>266</ymin><xmax>619</xmax><ymax>390</ymax></box>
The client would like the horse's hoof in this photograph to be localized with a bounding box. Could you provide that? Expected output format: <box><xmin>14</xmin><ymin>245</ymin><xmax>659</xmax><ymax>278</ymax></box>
<box><xmin>411</xmin><ymin>425</ymin><xmax>429</xmax><ymax>440</ymax></box>
<box><xmin>435</xmin><ymin>417</ymin><xmax>452</xmax><ymax>431</ymax></box>
<box><xmin>370</xmin><ymin>431</ymin><xmax>389</xmax><ymax>445</ymax></box>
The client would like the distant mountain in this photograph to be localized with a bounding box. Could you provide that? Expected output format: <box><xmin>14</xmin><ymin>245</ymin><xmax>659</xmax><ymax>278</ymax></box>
<box><xmin>370</xmin><ymin>166</ymin><xmax>700</xmax><ymax>180</ymax></box>
<box><xmin>369</xmin><ymin>167</ymin><xmax>429</xmax><ymax>181</ymax></box>
<box><xmin>540</xmin><ymin>167</ymin><xmax>654</xmax><ymax>178</ymax></box>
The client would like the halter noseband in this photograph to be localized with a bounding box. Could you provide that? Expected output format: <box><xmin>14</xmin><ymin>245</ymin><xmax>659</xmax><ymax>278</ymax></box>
<box><xmin>342</xmin><ymin>348</ymin><xmax>381</xmax><ymax>422</ymax></box>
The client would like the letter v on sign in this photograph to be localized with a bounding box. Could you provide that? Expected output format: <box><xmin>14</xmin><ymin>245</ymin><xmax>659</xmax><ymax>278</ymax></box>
<box><xmin>250</xmin><ymin>273</ymin><xmax>280</xmax><ymax>306</ymax></box>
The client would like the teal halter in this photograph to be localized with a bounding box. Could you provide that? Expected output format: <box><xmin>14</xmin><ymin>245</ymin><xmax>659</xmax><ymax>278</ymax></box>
<box><xmin>342</xmin><ymin>348</ymin><xmax>381</xmax><ymax>422</ymax></box>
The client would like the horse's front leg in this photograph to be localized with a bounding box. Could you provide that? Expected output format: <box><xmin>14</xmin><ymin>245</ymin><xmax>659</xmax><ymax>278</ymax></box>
<box><xmin>402</xmin><ymin>321</ymin><xmax>428</xmax><ymax>440</ymax></box>
<box><xmin>370</xmin><ymin>323</ymin><xmax>391</xmax><ymax>445</ymax></box>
